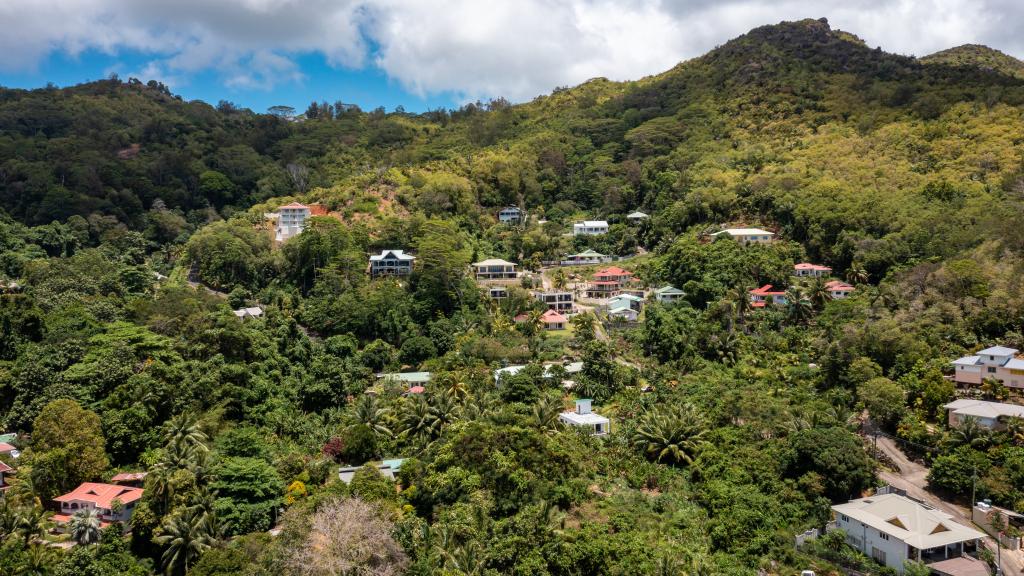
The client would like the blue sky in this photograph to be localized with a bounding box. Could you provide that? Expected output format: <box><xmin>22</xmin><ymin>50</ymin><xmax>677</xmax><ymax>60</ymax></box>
<box><xmin>0</xmin><ymin>48</ymin><xmax>459</xmax><ymax>114</ymax></box>
<box><xmin>0</xmin><ymin>1</ymin><xmax>1020</xmax><ymax>116</ymax></box>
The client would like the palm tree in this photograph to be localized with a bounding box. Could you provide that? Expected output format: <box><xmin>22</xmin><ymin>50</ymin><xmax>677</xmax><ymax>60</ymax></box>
<box><xmin>16</xmin><ymin>544</ymin><xmax>59</xmax><ymax>576</ymax></box>
<box><xmin>948</xmin><ymin>416</ymin><xmax>990</xmax><ymax>450</ymax></box>
<box><xmin>401</xmin><ymin>396</ymin><xmax>440</xmax><ymax>444</ymax></box>
<box><xmin>69</xmin><ymin>508</ymin><xmax>102</xmax><ymax>546</ymax></box>
<box><xmin>807</xmin><ymin>277</ymin><xmax>832</xmax><ymax>310</ymax></box>
<box><xmin>551</xmin><ymin>269</ymin><xmax>568</xmax><ymax>290</ymax></box>
<box><xmin>155</xmin><ymin>507</ymin><xmax>216</xmax><ymax>576</ymax></box>
<box><xmin>16</xmin><ymin>506</ymin><xmax>49</xmax><ymax>546</ymax></box>
<box><xmin>725</xmin><ymin>285</ymin><xmax>752</xmax><ymax>333</ymax></box>
<box><xmin>631</xmin><ymin>404</ymin><xmax>708</xmax><ymax>466</ymax></box>
<box><xmin>351</xmin><ymin>394</ymin><xmax>392</xmax><ymax>438</ymax></box>
<box><xmin>532</xmin><ymin>394</ymin><xmax>564</xmax><ymax>433</ymax></box>
<box><xmin>1003</xmin><ymin>416</ymin><xmax>1024</xmax><ymax>446</ymax></box>
<box><xmin>429</xmin><ymin>391</ymin><xmax>460</xmax><ymax>432</ymax></box>
<box><xmin>846</xmin><ymin>263</ymin><xmax>869</xmax><ymax>285</ymax></box>
<box><xmin>784</xmin><ymin>287</ymin><xmax>814</xmax><ymax>325</ymax></box>
<box><xmin>163</xmin><ymin>413</ymin><xmax>209</xmax><ymax>454</ymax></box>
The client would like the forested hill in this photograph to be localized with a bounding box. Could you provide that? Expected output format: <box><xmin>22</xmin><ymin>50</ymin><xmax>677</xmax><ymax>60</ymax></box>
<box><xmin>922</xmin><ymin>44</ymin><xmax>1024</xmax><ymax>79</ymax></box>
<box><xmin>6</xmin><ymin>18</ymin><xmax>1024</xmax><ymax>576</ymax></box>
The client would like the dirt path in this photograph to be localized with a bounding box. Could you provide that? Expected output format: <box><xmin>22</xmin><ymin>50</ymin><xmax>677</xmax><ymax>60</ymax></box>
<box><xmin>874</xmin><ymin>436</ymin><xmax>1023</xmax><ymax>575</ymax></box>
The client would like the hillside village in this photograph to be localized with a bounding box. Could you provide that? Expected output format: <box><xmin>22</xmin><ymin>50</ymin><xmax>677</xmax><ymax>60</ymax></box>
<box><xmin>3</xmin><ymin>16</ymin><xmax>1024</xmax><ymax>576</ymax></box>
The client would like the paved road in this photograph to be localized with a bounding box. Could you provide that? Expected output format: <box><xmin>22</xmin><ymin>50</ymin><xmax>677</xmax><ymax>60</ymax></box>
<box><xmin>875</xmin><ymin>436</ymin><xmax>1023</xmax><ymax>576</ymax></box>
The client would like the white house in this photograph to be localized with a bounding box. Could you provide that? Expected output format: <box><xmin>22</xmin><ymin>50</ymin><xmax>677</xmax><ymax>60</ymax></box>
<box><xmin>498</xmin><ymin>206</ymin><xmax>524</xmax><ymax>224</ymax></box>
<box><xmin>376</xmin><ymin>372</ymin><xmax>432</xmax><ymax>386</ymax></box>
<box><xmin>830</xmin><ymin>493</ymin><xmax>984</xmax><ymax>573</ymax></box>
<box><xmin>711</xmin><ymin>228</ymin><xmax>775</xmax><ymax>245</ymax></box>
<box><xmin>473</xmin><ymin>259</ymin><xmax>518</xmax><ymax>281</ymax></box>
<box><xmin>607</xmin><ymin>304</ymin><xmax>639</xmax><ymax>322</ymax></box>
<box><xmin>559</xmin><ymin>399</ymin><xmax>610</xmax><ymax>435</ymax></box>
<box><xmin>951</xmin><ymin>345</ymin><xmax>1024</xmax><ymax>388</ymax></box>
<box><xmin>573</xmin><ymin>220</ymin><xmax>609</xmax><ymax>236</ymax></box>
<box><xmin>233</xmin><ymin>306</ymin><xmax>264</xmax><ymax>320</ymax></box>
<box><xmin>654</xmin><ymin>285</ymin><xmax>685</xmax><ymax>304</ymax></box>
<box><xmin>53</xmin><ymin>483</ymin><xmax>145</xmax><ymax>529</ymax></box>
<box><xmin>793</xmin><ymin>263</ymin><xmax>832</xmax><ymax>278</ymax></box>
<box><xmin>561</xmin><ymin>249</ymin><xmax>611</xmax><ymax>266</ymax></box>
<box><xmin>339</xmin><ymin>459</ymin><xmax>405</xmax><ymax>485</ymax></box>
<box><xmin>276</xmin><ymin>202</ymin><xmax>311</xmax><ymax>242</ymax></box>
<box><xmin>626</xmin><ymin>211</ymin><xmax>649</xmax><ymax>222</ymax></box>
<box><xmin>370</xmin><ymin>250</ymin><xmax>415</xmax><ymax>277</ymax></box>
<box><xmin>535</xmin><ymin>290</ymin><xmax>573</xmax><ymax>312</ymax></box>
<box><xmin>943</xmin><ymin>399</ymin><xmax>1024</xmax><ymax>430</ymax></box>
<box><xmin>608</xmin><ymin>293</ymin><xmax>643</xmax><ymax>312</ymax></box>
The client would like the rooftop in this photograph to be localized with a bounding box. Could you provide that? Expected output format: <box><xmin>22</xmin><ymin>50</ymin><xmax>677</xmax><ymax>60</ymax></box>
<box><xmin>832</xmin><ymin>493</ymin><xmax>984</xmax><ymax>549</ymax></box>
<box><xmin>750</xmin><ymin>284</ymin><xmax>785</xmax><ymax>296</ymax></box>
<box><xmin>825</xmin><ymin>280</ymin><xmax>855</xmax><ymax>291</ymax></box>
<box><xmin>977</xmin><ymin>345</ymin><xmax>1019</xmax><ymax>357</ymax></box>
<box><xmin>626</xmin><ymin>211</ymin><xmax>649</xmax><ymax>218</ymax></box>
<box><xmin>655</xmin><ymin>285</ymin><xmax>685</xmax><ymax>295</ymax></box>
<box><xmin>594</xmin><ymin>266</ymin><xmax>631</xmax><ymax>277</ymax></box>
<box><xmin>541</xmin><ymin>309</ymin><xmax>568</xmax><ymax>323</ymax></box>
<box><xmin>377</xmin><ymin>372</ymin><xmax>432</xmax><ymax>384</ymax></box>
<box><xmin>576</xmin><ymin>220</ymin><xmax>608</xmax><ymax>227</ymax></box>
<box><xmin>712</xmin><ymin>227</ymin><xmax>774</xmax><ymax>237</ymax></box>
<box><xmin>110</xmin><ymin>472</ymin><xmax>147</xmax><ymax>483</ymax></box>
<box><xmin>370</xmin><ymin>249</ymin><xmax>415</xmax><ymax>261</ymax></box>
<box><xmin>279</xmin><ymin>202</ymin><xmax>310</xmax><ymax>210</ymax></box>
<box><xmin>794</xmin><ymin>262</ymin><xmax>832</xmax><ymax>271</ymax></box>
<box><xmin>54</xmin><ymin>482</ymin><xmax>145</xmax><ymax>509</ymax></box>
<box><xmin>560</xmin><ymin>411</ymin><xmax>610</xmax><ymax>425</ymax></box>
<box><xmin>473</xmin><ymin>258</ymin><xmax>516</xmax><ymax>267</ymax></box>
<box><xmin>0</xmin><ymin>443</ymin><xmax>15</xmax><ymax>453</ymax></box>
<box><xmin>0</xmin><ymin>461</ymin><xmax>11</xmax><ymax>473</ymax></box>
<box><xmin>569</xmin><ymin>249</ymin><xmax>606</xmax><ymax>257</ymax></box>
<box><xmin>944</xmin><ymin>399</ymin><xmax>1024</xmax><ymax>420</ymax></box>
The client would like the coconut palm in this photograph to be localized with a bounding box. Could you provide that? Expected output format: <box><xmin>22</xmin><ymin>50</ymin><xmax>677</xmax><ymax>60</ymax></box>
<box><xmin>807</xmin><ymin>277</ymin><xmax>832</xmax><ymax>310</ymax></box>
<box><xmin>846</xmin><ymin>264</ymin><xmax>869</xmax><ymax>285</ymax></box>
<box><xmin>947</xmin><ymin>416</ymin><xmax>990</xmax><ymax>450</ymax></box>
<box><xmin>532</xmin><ymin>394</ymin><xmax>564</xmax><ymax>433</ymax></box>
<box><xmin>401</xmin><ymin>396</ymin><xmax>441</xmax><ymax>444</ymax></box>
<box><xmin>16</xmin><ymin>543</ymin><xmax>59</xmax><ymax>576</ymax></box>
<box><xmin>351</xmin><ymin>394</ymin><xmax>392</xmax><ymax>438</ymax></box>
<box><xmin>155</xmin><ymin>507</ymin><xmax>216</xmax><ymax>576</ymax></box>
<box><xmin>69</xmin><ymin>507</ymin><xmax>102</xmax><ymax>546</ymax></box>
<box><xmin>725</xmin><ymin>285</ymin><xmax>752</xmax><ymax>333</ymax></box>
<box><xmin>784</xmin><ymin>287</ymin><xmax>814</xmax><ymax>325</ymax></box>
<box><xmin>15</xmin><ymin>506</ymin><xmax>50</xmax><ymax>546</ymax></box>
<box><xmin>551</xmin><ymin>269</ymin><xmax>568</xmax><ymax>290</ymax></box>
<box><xmin>631</xmin><ymin>404</ymin><xmax>708</xmax><ymax>466</ymax></box>
<box><xmin>1003</xmin><ymin>416</ymin><xmax>1024</xmax><ymax>446</ymax></box>
<box><xmin>163</xmin><ymin>413</ymin><xmax>209</xmax><ymax>454</ymax></box>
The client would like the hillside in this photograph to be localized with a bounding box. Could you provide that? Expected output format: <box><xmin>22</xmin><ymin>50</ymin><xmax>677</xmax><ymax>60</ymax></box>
<box><xmin>3</xmin><ymin>18</ymin><xmax>1024</xmax><ymax>576</ymax></box>
<box><xmin>922</xmin><ymin>43</ymin><xmax>1024</xmax><ymax>79</ymax></box>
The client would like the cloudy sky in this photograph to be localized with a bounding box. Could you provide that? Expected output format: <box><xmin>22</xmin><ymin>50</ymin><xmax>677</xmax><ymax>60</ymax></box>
<box><xmin>0</xmin><ymin>0</ymin><xmax>1019</xmax><ymax>112</ymax></box>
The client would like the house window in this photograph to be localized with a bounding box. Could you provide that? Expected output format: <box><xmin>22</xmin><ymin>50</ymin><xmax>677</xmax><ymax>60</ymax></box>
<box><xmin>841</xmin><ymin>514</ymin><xmax>849</xmax><ymax>522</ymax></box>
<box><xmin>879</xmin><ymin>532</ymin><xmax>889</xmax><ymax>541</ymax></box>
<box><xmin>988</xmin><ymin>367</ymin><xmax>997</xmax><ymax>373</ymax></box>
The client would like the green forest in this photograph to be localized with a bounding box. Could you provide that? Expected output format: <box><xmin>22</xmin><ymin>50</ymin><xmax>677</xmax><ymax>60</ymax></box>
<box><xmin>3</xmin><ymin>17</ymin><xmax>1024</xmax><ymax>576</ymax></box>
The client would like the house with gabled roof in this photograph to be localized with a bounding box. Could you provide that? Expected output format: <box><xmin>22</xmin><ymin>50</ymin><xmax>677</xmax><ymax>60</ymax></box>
<box><xmin>473</xmin><ymin>258</ymin><xmax>518</xmax><ymax>281</ymax></box>
<box><xmin>370</xmin><ymin>250</ymin><xmax>415</xmax><ymax>277</ymax></box>
<box><xmin>943</xmin><ymin>399</ymin><xmax>1024</xmax><ymax>430</ymax></box>
<box><xmin>540</xmin><ymin>309</ymin><xmax>568</xmax><ymax>330</ymax></box>
<box><xmin>626</xmin><ymin>211</ymin><xmax>649</xmax><ymax>222</ymax></box>
<box><xmin>586</xmin><ymin>266</ymin><xmax>633</xmax><ymax>298</ymax></box>
<box><xmin>53</xmin><ymin>482</ymin><xmax>145</xmax><ymax>529</ymax></box>
<box><xmin>497</xmin><ymin>206</ymin><xmax>524</xmax><ymax>224</ymax></box>
<box><xmin>711</xmin><ymin>228</ymin><xmax>775</xmax><ymax>245</ymax></box>
<box><xmin>830</xmin><ymin>493</ymin><xmax>984</xmax><ymax>573</ymax></box>
<box><xmin>654</xmin><ymin>285</ymin><xmax>685</xmax><ymax>304</ymax></box>
<box><xmin>793</xmin><ymin>262</ymin><xmax>832</xmax><ymax>278</ymax></box>
<box><xmin>825</xmin><ymin>280</ymin><xmax>855</xmax><ymax>299</ymax></box>
<box><xmin>233</xmin><ymin>306</ymin><xmax>264</xmax><ymax>320</ymax></box>
<box><xmin>561</xmin><ymin>249</ymin><xmax>611</xmax><ymax>266</ymax></box>
<box><xmin>749</xmin><ymin>285</ymin><xmax>787</xmax><ymax>308</ymax></box>
<box><xmin>951</xmin><ymin>345</ymin><xmax>1024</xmax><ymax>388</ymax></box>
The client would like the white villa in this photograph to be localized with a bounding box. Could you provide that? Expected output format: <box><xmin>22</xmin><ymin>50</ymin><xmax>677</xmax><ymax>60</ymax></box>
<box><xmin>654</xmin><ymin>285</ymin><xmax>685</xmax><ymax>304</ymax></box>
<box><xmin>561</xmin><ymin>249</ymin><xmax>611</xmax><ymax>266</ymax></box>
<box><xmin>711</xmin><ymin>228</ymin><xmax>775</xmax><ymax>245</ymax></box>
<box><xmin>535</xmin><ymin>290</ymin><xmax>573</xmax><ymax>312</ymax></box>
<box><xmin>951</xmin><ymin>345</ymin><xmax>1024</xmax><ymax>388</ymax></box>
<box><xmin>276</xmin><ymin>202</ymin><xmax>311</xmax><ymax>242</ymax></box>
<box><xmin>370</xmin><ymin>250</ymin><xmax>415</xmax><ymax>277</ymax></box>
<box><xmin>943</xmin><ymin>399</ymin><xmax>1024</xmax><ymax>430</ymax></box>
<box><xmin>473</xmin><ymin>259</ymin><xmax>518</xmax><ymax>281</ymax></box>
<box><xmin>830</xmin><ymin>493</ymin><xmax>985</xmax><ymax>574</ymax></box>
<box><xmin>626</xmin><ymin>211</ymin><xmax>649</xmax><ymax>222</ymax></box>
<box><xmin>498</xmin><ymin>206</ymin><xmax>524</xmax><ymax>224</ymax></box>
<box><xmin>573</xmin><ymin>220</ymin><xmax>609</xmax><ymax>236</ymax></box>
<box><xmin>559</xmin><ymin>399</ymin><xmax>610</xmax><ymax>436</ymax></box>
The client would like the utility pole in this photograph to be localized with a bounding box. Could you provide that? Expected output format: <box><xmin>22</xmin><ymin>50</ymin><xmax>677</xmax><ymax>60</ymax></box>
<box><xmin>971</xmin><ymin>464</ymin><xmax>977</xmax><ymax>510</ymax></box>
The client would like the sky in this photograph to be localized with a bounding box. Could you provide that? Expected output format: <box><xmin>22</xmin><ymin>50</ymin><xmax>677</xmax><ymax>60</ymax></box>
<box><xmin>0</xmin><ymin>0</ymin><xmax>1021</xmax><ymax>114</ymax></box>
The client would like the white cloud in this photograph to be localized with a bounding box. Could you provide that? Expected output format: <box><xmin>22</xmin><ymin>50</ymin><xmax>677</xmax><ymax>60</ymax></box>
<box><xmin>0</xmin><ymin>0</ymin><xmax>1021</xmax><ymax>101</ymax></box>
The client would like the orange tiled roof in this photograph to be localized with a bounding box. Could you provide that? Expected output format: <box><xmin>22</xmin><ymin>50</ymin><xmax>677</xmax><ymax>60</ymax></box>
<box><xmin>54</xmin><ymin>483</ymin><xmax>144</xmax><ymax>509</ymax></box>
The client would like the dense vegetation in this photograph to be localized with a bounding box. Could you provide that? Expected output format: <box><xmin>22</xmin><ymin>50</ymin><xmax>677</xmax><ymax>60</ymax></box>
<box><xmin>3</xmin><ymin>17</ymin><xmax>1024</xmax><ymax>576</ymax></box>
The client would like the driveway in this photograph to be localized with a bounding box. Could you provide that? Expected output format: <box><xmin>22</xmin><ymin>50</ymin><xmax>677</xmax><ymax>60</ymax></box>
<box><xmin>874</xmin><ymin>436</ymin><xmax>1024</xmax><ymax>576</ymax></box>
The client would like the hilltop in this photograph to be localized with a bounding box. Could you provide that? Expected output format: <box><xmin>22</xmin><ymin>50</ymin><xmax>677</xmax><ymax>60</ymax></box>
<box><xmin>922</xmin><ymin>43</ymin><xmax>1024</xmax><ymax>79</ymax></box>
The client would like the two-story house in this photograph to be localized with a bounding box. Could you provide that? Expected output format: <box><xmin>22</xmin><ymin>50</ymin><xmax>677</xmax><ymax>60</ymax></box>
<box><xmin>951</xmin><ymin>346</ymin><xmax>1024</xmax><ymax>388</ymax></box>
<box><xmin>573</xmin><ymin>220</ymin><xmax>609</xmax><ymax>236</ymax></box>
<box><xmin>793</xmin><ymin>263</ymin><xmax>832</xmax><ymax>278</ymax></box>
<box><xmin>585</xmin><ymin>266</ymin><xmax>633</xmax><ymax>298</ymax></box>
<box><xmin>53</xmin><ymin>482</ymin><xmax>145</xmax><ymax>529</ymax></box>
<box><xmin>711</xmin><ymin>228</ymin><xmax>775</xmax><ymax>245</ymax></box>
<box><xmin>534</xmin><ymin>290</ymin><xmax>573</xmax><ymax>312</ymax></box>
<box><xmin>370</xmin><ymin>250</ymin><xmax>415</xmax><ymax>277</ymax></box>
<box><xmin>654</xmin><ymin>285</ymin><xmax>685</xmax><ymax>304</ymax></box>
<box><xmin>497</xmin><ymin>206</ymin><xmax>524</xmax><ymax>224</ymax></box>
<box><xmin>276</xmin><ymin>202</ymin><xmax>311</xmax><ymax>242</ymax></box>
<box><xmin>473</xmin><ymin>259</ymin><xmax>518</xmax><ymax>281</ymax></box>
<box><xmin>830</xmin><ymin>493</ymin><xmax>984</xmax><ymax>573</ymax></box>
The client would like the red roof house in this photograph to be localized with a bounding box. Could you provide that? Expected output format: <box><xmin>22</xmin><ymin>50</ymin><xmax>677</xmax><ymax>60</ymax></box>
<box><xmin>793</xmin><ymin>262</ymin><xmax>832</xmax><ymax>277</ymax></box>
<box><xmin>825</xmin><ymin>280</ymin><xmax>855</xmax><ymax>299</ymax></box>
<box><xmin>541</xmin><ymin>309</ymin><xmax>568</xmax><ymax>330</ymax></box>
<box><xmin>749</xmin><ymin>285</ymin><xmax>787</xmax><ymax>307</ymax></box>
<box><xmin>593</xmin><ymin>266</ymin><xmax>632</xmax><ymax>281</ymax></box>
<box><xmin>52</xmin><ymin>483</ymin><xmax>145</xmax><ymax>528</ymax></box>
<box><xmin>0</xmin><ymin>442</ymin><xmax>15</xmax><ymax>455</ymax></box>
<box><xmin>0</xmin><ymin>460</ymin><xmax>11</xmax><ymax>491</ymax></box>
